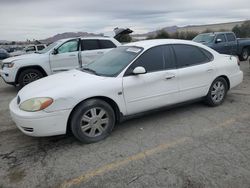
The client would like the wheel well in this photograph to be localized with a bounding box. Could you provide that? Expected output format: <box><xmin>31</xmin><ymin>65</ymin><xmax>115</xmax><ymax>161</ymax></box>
<box><xmin>66</xmin><ymin>96</ymin><xmax>122</xmax><ymax>134</ymax></box>
<box><xmin>218</xmin><ymin>75</ymin><xmax>230</xmax><ymax>89</ymax></box>
<box><xmin>15</xmin><ymin>66</ymin><xmax>48</xmax><ymax>84</ymax></box>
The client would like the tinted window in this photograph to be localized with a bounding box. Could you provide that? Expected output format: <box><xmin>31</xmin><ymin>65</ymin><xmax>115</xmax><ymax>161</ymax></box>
<box><xmin>226</xmin><ymin>33</ymin><xmax>236</xmax><ymax>42</ymax></box>
<box><xmin>26</xmin><ymin>46</ymin><xmax>35</xmax><ymax>52</ymax></box>
<box><xmin>163</xmin><ymin>45</ymin><xmax>176</xmax><ymax>69</ymax></box>
<box><xmin>125</xmin><ymin>46</ymin><xmax>164</xmax><ymax>75</ymax></box>
<box><xmin>37</xmin><ymin>45</ymin><xmax>45</xmax><ymax>51</ymax></box>
<box><xmin>82</xmin><ymin>39</ymin><xmax>100</xmax><ymax>50</ymax></box>
<box><xmin>173</xmin><ymin>44</ymin><xmax>209</xmax><ymax>68</ymax></box>
<box><xmin>99</xmin><ymin>40</ymin><xmax>116</xmax><ymax>49</ymax></box>
<box><xmin>200</xmin><ymin>48</ymin><xmax>214</xmax><ymax>61</ymax></box>
<box><xmin>216</xmin><ymin>34</ymin><xmax>226</xmax><ymax>43</ymax></box>
<box><xmin>58</xmin><ymin>40</ymin><xmax>78</xmax><ymax>54</ymax></box>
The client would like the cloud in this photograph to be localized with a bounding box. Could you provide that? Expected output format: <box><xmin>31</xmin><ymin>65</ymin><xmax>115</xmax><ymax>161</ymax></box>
<box><xmin>0</xmin><ymin>0</ymin><xmax>249</xmax><ymax>40</ymax></box>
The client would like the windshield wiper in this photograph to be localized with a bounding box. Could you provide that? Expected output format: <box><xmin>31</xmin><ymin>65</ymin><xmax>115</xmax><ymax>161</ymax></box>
<box><xmin>82</xmin><ymin>67</ymin><xmax>100</xmax><ymax>75</ymax></box>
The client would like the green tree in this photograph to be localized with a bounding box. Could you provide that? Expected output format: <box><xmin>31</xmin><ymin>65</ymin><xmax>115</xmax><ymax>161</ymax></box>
<box><xmin>155</xmin><ymin>30</ymin><xmax>170</xmax><ymax>39</ymax></box>
<box><xmin>232</xmin><ymin>21</ymin><xmax>250</xmax><ymax>38</ymax></box>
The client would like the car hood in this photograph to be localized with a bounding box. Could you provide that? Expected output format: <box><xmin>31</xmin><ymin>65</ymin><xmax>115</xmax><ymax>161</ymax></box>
<box><xmin>2</xmin><ymin>53</ymin><xmax>44</xmax><ymax>63</ymax></box>
<box><xmin>18</xmin><ymin>69</ymin><xmax>107</xmax><ymax>102</ymax></box>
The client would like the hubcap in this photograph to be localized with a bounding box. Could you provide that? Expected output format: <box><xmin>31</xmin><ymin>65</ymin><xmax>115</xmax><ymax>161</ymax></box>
<box><xmin>211</xmin><ymin>81</ymin><xmax>225</xmax><ymax>103</ymax></box>
<box><xmin>80</xmin><ymin>107</ymin><xmax>109</xmax><ymax>137</ymax></box>
<box><xmin>243</xmin><ymin>50</ymin><xmax>248</xmax><ymax>60</ymax></box>
<box><xmin>23</xmin><ymin>73</ymin><xmax>40</xmax><ymax>85</ymax></box>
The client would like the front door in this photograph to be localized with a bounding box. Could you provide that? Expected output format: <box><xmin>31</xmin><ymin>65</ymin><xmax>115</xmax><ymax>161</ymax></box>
<box><xmin>213</xmin><ymin>34</ymin><xmax>228</xmax><ymax>54</ymax></box>
<box><xmin>122</xmin><ymin>46</ymin><xmax>179</xmax><ymax>115</ymax></box>
<box><xmin>50</xmin><ymin>39</ymin><xmax>79</xmax><ymax>73</ymax></box>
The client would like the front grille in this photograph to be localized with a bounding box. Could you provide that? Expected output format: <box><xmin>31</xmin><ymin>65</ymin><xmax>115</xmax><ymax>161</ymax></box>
<box><xmin>17</xmin><ymin>96</ymin><xmax>21</xmax><ymax>105</ymax></box>
<box><xmin>21</xmin><ymin>127</ymin><xmax>34</xmax><ymax>132</ymax></box>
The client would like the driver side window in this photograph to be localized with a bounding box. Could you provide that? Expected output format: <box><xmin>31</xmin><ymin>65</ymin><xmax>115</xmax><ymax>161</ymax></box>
<box><xmin>124</xmin><ymin>46</ymin><xmax>164</xmax><ymax>76</ymax></box>
<box><xmin>215</xmin><ymin>34</ymin><xmax>226</xmax><ymax>43</ymax></box>
<box><xmin>58</xmin><ymin>40</ymin><xmax>78</xmax><ymax>54</ymax></box>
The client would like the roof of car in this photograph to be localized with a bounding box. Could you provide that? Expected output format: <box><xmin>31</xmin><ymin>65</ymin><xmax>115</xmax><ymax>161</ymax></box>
<box><xmin>58</xmin><ymin>36</ymin><xmax>113</xmax><ymax>42</ymax></box>
<box><xmin>124</xmin><ymin>39</ymin><xmax>209</xmax><ymax>50</ymax></box>
<box><xmin>200</xmin><ymin>31</ymin><xmax>233</xmax><ymax>35</ymax></box>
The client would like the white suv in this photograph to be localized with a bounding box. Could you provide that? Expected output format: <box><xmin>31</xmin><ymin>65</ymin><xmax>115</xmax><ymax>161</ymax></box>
<box><xmin>0</xmin><ymin>37</ymin><xmax>121</xmax><ymax>87</ymax></box>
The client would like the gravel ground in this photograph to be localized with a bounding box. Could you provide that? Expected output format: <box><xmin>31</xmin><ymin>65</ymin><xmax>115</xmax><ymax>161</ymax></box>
<box><xmin>0</xmin><ymin>61</ymin><xmax>250</xmax><ymax>188</ymax></box>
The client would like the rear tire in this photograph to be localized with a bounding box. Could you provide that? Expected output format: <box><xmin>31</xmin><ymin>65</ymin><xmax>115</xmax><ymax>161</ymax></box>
<box><xmin>205</xmin><ymin>77</ymin><xmax>228</xmax><ymax>107</ymax></box>
<box><xmin>70</xmin><ymin>99</ymin><xmax>115</xmax><ymax>143</ymax></box>
<box><xmin>240</xmin><ymin>48</ymin><xmax>249</xmax><ymax>61</ymax></box>
<box><xmin>17</xmin><ymin>69</ymin><xmax>43</xmax><ymax>88</ymax></box>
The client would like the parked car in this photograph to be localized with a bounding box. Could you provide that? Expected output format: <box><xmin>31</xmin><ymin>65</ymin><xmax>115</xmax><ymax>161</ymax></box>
<box><xmin>0</xmin><ymin>48</ymin><xmax>10</xmax><ymax>60</ymax></box>
<box><xmin>193</xmin><ymin>32</ymin><xmax>250</xmax><ymax>61</ymax></box>
<box><xmin>9</xmin><ymin>44</ymin><xmax>47</xmax><ymax>57</ymax></box>
<box><xmin>9</xmin><ymin>39</ymin><xmax>243</xmax><ymax>143</ymax></box>
<box><xmin>0</xmin><ymin>37</ymin><xmax>121</xmax><ymax>87</ymax></box>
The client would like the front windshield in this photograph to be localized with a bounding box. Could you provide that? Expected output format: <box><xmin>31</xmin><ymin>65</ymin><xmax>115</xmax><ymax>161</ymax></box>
<box><xmin>83</xmin><ymin>46</ymin><xmax>143</xmax><ymax>77</ymax></box>
<box><xmin>193</xmin><ymin>34</ymin><xmax>215</xmax><ymax>43</ymax></box>
<box><xmin>39</xmin><ymin>42</ymin><xmax>59</xmax><ymax>54</ymax></box>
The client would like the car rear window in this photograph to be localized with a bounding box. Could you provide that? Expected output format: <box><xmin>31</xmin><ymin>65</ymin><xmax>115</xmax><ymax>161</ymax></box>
<box><xmin>99</xmin><ymin>40</ymin><xmax>116</xmax><ymax>49</ymax></box>
<box><xmin>82</xmin><ymin>39</ymin><xmax>100</xmax><ymax>50</ymax></box>
<box><xmin>226</xmin><ymin>33</ymin><xmax>236</xmax><ymax>42</ymax></box>
<box><xmin>37</xmin><ymin>45</ymin><xmax>45</xmax><ymax>51</ymax></box>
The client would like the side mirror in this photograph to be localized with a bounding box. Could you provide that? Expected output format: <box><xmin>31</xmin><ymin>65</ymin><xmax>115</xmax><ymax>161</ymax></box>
<box><xmin>132</xmin><ymin>66</ymin><xmax>146</xmax><ymax>75</ymax></box>
<box><xmin>216</xmin><ymin>38</ymin><xmax>222</xmax><ymax>43</ymax></box>
<box><xmin>52</xmin><ymin>48</ymin><xmax>58</xmax><ymax>55</ymax></box>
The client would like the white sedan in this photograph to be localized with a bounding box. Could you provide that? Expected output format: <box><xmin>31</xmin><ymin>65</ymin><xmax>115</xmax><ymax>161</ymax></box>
<box><xmin>9</xmin><ymin>39</ymin><xmax>243</xmax><ymax>143</ymax></box>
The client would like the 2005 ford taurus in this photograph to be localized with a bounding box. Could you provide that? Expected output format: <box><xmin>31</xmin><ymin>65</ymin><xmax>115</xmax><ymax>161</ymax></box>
<box><xmin>9</xmin><ymin>39</ymin><xmax>243</xmax><ymax>143</ymax></box>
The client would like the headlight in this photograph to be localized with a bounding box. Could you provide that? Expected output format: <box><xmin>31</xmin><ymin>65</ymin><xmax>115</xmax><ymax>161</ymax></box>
<box><xmin>2</xmin><ymin>62</ymin><xmax>15</xmax><ymax>68</ymax></box>
<box><xmin>19</xmin><ymin>97</ymin><xmax>53</xmax><ymax>112</ymax></box>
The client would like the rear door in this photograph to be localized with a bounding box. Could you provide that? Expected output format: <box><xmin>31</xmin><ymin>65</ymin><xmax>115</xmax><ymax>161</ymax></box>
<box><xmin>172</xmin><ymin>44</ymin><xmax>215</xmax><ymax>102</ymax></box>
<box><xmin>122</xmin><ymin>45</ymin><xmax>179</xmax><ymax>115</ymax></box>
<box><xmin>81</xmin><ymin>39</ymin><xmax>118</xmax><ymax>65</ymax></box>
<box><xmin>225</xmin><ymin>33</ymin><xmax>238</xmax><ymax>55</ymax></box>
<box><xmin>49</xmin><ymin>39</ymin><xmax>79</xmax><ymax>73</ymax></box>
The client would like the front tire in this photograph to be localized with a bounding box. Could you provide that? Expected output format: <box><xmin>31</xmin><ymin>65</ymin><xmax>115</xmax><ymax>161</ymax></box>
<box><xmin>205</xmin><ymin>77</ymin><xmax>228</xmax><ymax>107</ymax></box>
<box><xmin>17</xmin><ymin>69</ymin><xmax>43</xmax><ymax>88</ymax></box>
<box><xmin>70</xmin><ymin>99</ymin><xmax>115</xmax><ymax>143</ymax></box>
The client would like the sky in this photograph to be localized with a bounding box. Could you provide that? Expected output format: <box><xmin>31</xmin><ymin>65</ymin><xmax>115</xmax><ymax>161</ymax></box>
<box><xmin>0</xmin><ymin>0</ymin><xmax>250</xmax><ymax>41</ymax></box>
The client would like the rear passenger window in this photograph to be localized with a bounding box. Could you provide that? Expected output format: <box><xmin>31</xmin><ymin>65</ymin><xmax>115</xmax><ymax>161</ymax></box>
<box><xmin>226</xmin><ymin>33</ymin><xmax>236</xmax><ymax>42</ymax></box>
<box><xmin>125</xmin><ymin>46</ymin><xmax>164</xmax><ymax>75</ymax></box>
<box><xmin>200</xmin><ymin>48</ymin><xmax>214</xmax><ymax>61</ymax></box>
<box><xmin>82</xmin><ymin>40</ymin><xmax>100</xmax><ymax>50</ymax></box>
<box><xmin>163</xmin><ymin>45</ymin><xmax>176</xmax><ymax>69</ymax></box>
<box><xmin>37</xmin><ymin>45</ymin><xmax>45</xmax><ymax>51</ymax></box>
<box><xmin>173</xmin><ymin>44</ymin><xmax>209</xmax><ymax>68</ymax></box>
<box><xmin>99</xmin><ymin>40</ymin><xmax>116</xmax><ymax>49</ymax></box>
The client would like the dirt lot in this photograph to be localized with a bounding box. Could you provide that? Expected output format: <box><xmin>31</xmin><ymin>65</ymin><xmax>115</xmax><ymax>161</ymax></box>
<box><xmin>0</xmin><ymin>62</ymin><xmax>250</xmax><ymax>188</ymax></box>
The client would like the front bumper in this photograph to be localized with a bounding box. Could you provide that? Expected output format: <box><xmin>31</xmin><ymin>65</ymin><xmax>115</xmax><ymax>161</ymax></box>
<box><xmin>9</xmin><ymin>97</ymin><xmax>72</xmax><ymax>137</ymax></box>
<box><xmin>0</xmin><ymin>67</ymin><xmax>17</xmax><ymax>84</ymax></box>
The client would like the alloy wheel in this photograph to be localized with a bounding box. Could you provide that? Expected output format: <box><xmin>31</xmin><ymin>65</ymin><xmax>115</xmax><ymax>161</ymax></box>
<box><xmin>22</xmin><ymin>72</ymin><xmax>40</xmax><ymax>85</ymax></box>
<box><xmin>80</xmin><ymin>107</ymin><xmax>109</xmax><ymax>137</ymax></box>
<box><xmin>211</xmin><ymin>81</ymin><xmax>225</xmax><ymax>103</ymax></box>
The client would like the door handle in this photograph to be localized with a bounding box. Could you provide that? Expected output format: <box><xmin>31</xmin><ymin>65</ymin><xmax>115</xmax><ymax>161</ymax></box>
<box><xmin>69</xmin><ymin>54</ymin><xmax>76</xmax><ymax>57</ymax></box>
<box><xmin>97</xmin><ymin>51</ymin><xmax>104</xmax><ymax>54</ymax></box>
<box><xmin>165</xmin><ymin>75</ymin><xmax>176</xmax><ymax>80</ymax></box>
<box><xmin>207</xmin><ymin>69</ymin><xmax>214</xmax><ymax>73</ymax></box>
